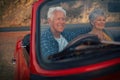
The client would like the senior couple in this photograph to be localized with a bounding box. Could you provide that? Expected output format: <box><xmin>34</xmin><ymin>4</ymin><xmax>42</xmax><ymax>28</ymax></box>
<box><xmin>41</xmin><ymin>6</ymin><xmax>112</xmax><ymax>61</ymax></box>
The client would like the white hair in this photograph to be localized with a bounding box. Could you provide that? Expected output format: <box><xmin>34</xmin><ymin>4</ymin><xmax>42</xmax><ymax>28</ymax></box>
<box><xmin>89</xmin><ymin>8</ymin><xmax>106</xmax><ymax>22</ymax></box>
<box><xmin>47</xmin><ymin>6</ymin><xmax>66</xmax><ymax>20</ymax></box>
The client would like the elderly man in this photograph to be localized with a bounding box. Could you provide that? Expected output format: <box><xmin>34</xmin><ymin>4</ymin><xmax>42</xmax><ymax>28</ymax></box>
<box><xmin>41</xmin><ymin>7</ymin><xmax>78</xmax><ymax>61</ymax></box>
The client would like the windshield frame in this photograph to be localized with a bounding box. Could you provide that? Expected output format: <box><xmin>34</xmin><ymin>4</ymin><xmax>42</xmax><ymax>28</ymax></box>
<box><xmin>35</xmin><ymin>0</ymin><xmax>120</xmax><ymax>71</ymax></box>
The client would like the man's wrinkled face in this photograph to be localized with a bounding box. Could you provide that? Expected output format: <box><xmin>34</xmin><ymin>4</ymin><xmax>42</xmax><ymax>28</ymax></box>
<box><xmin>48</xmin><ymin>10</ymin><xmax>66</xmax><ymax>33</ymax></box>
<box><xmin>92</xmin><ymin>16</ymin><xmax>106</xmax><ymax>30</ymax></box>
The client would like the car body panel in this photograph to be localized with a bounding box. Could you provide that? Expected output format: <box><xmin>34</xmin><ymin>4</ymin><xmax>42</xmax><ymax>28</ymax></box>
<box><xmin>14</xmin><ymin>0</ymin><xmax>120</xmax><ymax>80</ymax></box>
<box><xmin>14</xmin><ymin>40</ymin><xmax>29</xmax><ymax>80</ymax></box>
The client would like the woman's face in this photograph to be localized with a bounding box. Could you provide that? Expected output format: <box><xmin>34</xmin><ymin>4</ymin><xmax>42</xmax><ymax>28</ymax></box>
<box><xmin>92</xmin><ymin>16</ymin><xmax>106</xmax><ymax>30</ymax></box>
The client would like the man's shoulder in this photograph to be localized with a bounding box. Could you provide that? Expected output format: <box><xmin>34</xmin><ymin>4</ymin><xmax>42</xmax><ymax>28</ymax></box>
<box><xmin>41</xmin><ymin>28</ymin><xmax>54</xmax><ymax>40</ymax></box>
<box><xmin>41</xmin><ymin>29</ymin><xmax>51</xmax><ymax>37</ymax></box>
<box><xmin>41</xmin><ymin>28</ymin><xmax>49</xmax><ymax>34</ymax></box>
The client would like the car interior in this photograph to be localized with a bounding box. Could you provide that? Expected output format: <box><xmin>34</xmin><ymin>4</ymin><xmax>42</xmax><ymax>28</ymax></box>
<box><xmin>22</xmin><ymin>0</ymin><xmax>120</xmax><ymax>70</ymax></box>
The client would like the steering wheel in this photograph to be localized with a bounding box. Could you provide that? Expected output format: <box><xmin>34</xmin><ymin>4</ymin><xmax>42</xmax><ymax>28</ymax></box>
<box><xmin>64</xmin><ymin>34</ymin><xmax>100</xmax><ymax>50</ymax></box>
<box><xmin>48</xmin><ymin>34</ymin><xmax>101</xmax><ymax>61</ymax></box>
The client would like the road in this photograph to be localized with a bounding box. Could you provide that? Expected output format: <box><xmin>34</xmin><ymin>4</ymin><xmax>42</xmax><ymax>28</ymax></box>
<box><xmin>0</xmin><ymin>31</ymin><xmax>30</xmax><ymax>80</ymax></box>
<box><xmin>0</xmin><ymin>27</ymin><xmax>30</xmax><ymax>32</ymax></box>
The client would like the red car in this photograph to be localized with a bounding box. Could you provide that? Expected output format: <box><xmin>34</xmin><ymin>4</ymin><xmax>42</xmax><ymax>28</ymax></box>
<box><xmin>13</xmin><ymin>0</ymin><xmax>120</xmax><ymax>80</ymax></box>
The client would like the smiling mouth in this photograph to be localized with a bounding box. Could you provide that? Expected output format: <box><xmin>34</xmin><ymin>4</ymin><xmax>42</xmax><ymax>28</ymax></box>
<box><xmin>98</xmin><ymin>24</ymin><xmax>105</xmax><ymax>27</ymax></box>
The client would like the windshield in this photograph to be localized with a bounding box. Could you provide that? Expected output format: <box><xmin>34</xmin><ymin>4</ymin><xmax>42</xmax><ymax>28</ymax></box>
<box><xmin>38</xmin><ymin>0</ymin><xmax>120</xmax><ymax>63</ymax></box>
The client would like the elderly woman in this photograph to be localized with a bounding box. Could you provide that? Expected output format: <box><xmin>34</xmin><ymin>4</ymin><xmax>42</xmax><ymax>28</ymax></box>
<box><xmin>88</xmin><ymin>8</ymin><xmax>112</xmax><ymax>41</ymax></box>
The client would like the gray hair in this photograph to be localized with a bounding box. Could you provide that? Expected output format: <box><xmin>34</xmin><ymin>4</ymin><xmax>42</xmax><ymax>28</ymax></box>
<box><xmin>89</xmin><ymin>8</ymin><xmax>106</xmax><ymax>22</ymax></box>
<box><xmin>47</xmin><ymin>6</ymin><xmax>66</xmax><ymax>19</ymax></box>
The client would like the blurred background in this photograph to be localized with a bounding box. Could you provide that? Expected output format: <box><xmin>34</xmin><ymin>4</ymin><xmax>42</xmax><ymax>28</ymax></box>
<box><xmin>0</xmin><ymin>0</ymin><xmax>37</xmax><ymax>80</ymax></box>
<box><xmin>40</xmin><ymin>0</ymin><xmax>120</xmax><ymax>24</ymax></box>
<box><xmin>0</xmin><ymin>0</ymin><xmax>38</xmax><ymax>27</ymax></box>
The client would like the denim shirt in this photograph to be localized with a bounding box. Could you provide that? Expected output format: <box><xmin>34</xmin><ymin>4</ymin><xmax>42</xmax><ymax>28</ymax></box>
<box><xmin>41</xmin><ymin>28</ymin><xmax>81</xmax><ymax>61</ymax></box>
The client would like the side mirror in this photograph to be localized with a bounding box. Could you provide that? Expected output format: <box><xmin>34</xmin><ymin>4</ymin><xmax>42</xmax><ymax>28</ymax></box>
<box><xmin>22</xmin><ymin>34</ymin><xmax>30</xmax><ymax>53</ymax></box>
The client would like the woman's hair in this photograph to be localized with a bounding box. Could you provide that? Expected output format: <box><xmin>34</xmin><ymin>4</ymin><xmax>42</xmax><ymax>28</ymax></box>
<box><xmin>89</xmin><ymin>8</ymin><xmax>106</xmax><ymax>22</ymax></box>
<box><xmin>47</xmin><ymin>6</ymin><xmax>66</xmax><ymax>20</ymax></box>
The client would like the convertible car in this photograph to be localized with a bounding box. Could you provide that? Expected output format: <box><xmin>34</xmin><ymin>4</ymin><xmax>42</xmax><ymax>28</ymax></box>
<box><xmin>13</xmin><ymin>0</ymin><xmax>120</xmax><ymax>80</ymax></box>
